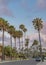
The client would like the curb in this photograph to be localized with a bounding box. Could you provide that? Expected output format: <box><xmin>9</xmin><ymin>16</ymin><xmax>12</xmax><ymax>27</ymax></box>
<box><xmin>0</xmin><ymin>59</ymin><xmax>29</xmax><ymax>64</ymax></box>
<box><xmin>0</xmin><ymin>60</ymin><xmax>16</xmax><ymax>64</ymax></box>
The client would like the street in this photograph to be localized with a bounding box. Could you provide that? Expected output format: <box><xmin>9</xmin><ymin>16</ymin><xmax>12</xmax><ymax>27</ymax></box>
<box><xmin>0</xmin><ymin>59</ymin><xmax>38</xmax><ymax>65</ymax></box>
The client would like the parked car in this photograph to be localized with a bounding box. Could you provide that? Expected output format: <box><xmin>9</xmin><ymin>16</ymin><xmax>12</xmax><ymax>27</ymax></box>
<box><xmin>35</xmin><ymin>57</ymin><xmax>41</xmax><ymax>61</ymax></box>
<box><xmin>44</xmin><ymin>57</ymin><xmax>46</xmax><ymax>60</ymax></box>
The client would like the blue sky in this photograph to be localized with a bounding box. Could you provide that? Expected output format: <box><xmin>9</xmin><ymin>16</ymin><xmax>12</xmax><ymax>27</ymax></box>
<box><xmin>0</xmin><ymin>0</ymin><xmax>46</xmax><ymax>34</ymax></box>
<box><xmin>0</xmin><ymin>0</ymin><xmax>46</xmax><ymax>48</ymax></box>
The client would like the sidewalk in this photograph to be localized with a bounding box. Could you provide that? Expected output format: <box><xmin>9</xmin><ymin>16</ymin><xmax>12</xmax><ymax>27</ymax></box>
<box><xmin>37</xmin><ymin>60</ymin><xmax>46</xmax><ymax>65</ymax></box>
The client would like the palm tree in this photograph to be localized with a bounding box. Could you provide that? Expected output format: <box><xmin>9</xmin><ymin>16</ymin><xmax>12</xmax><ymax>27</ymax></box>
<box><xmin>23</xmin><ymin>28</ymin><xmax>27</xmax><ymax>38</ymax></box>
<box><xmin>8</xmin><ymin>25</ymin><xmax>15</xmax><ymax>60</ymax></box>
<box><xmin>32</xmin><ymin>40</ymin><xmax>39</xmax><ymax>57</ymax></box>
<box><xmin>25</xmin><ymin>38</ymin><xmax>29</xmax><ymax>57</ymax></box>
<box><xmin>0</xmin><ymin>18</ymin><xmax>9</xmax><ymax>60</ymax></box>
<box><xmin>25</xmin><ymin>38</ymin><xmax>29</xmax><ymax>48</ymax></box>
<box><xmin>23</xmin><ymin>28</ymin><xmax>27</xmax><ymax>51</ymax></box>
<box><xmin>19</xmin><ymin>24</ymin><xmax>27</xmax><ymax>50</ymax></box>
<box><xmin>19</xmin><ymin>24</ymin><xmax>25</xmax><ymax>30</ymax></box>
<box><xmin>17</xmin><ymin>30</ymin><xmax>23</xmax><ymax>52</ymax></box>
<box><xmin>32</xmin><ymin>40</ymin><xmax>38</xmax><ymax>46</ymax></box>
<box><xmin>19</xmin><ymin>24</ymin><xmax>25</xmax><ymax>49</ymax></box>
<box><xmin>32</xmin><ymin>18</ymin><xmax>43</xmax><ymax>60</ymax></box>
<box><xmin>13</xmin><ymin>30</ymin><xmax>18</xmax><ymax>49</ymax></box>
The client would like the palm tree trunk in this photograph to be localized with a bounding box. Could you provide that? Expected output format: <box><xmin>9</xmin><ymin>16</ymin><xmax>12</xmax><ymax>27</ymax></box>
<box><xmin>15</xmin><ymin>38</ymin><xmax>16</xmax><ymax>49</ymax></box>
<box><xmin>27</xmin><ymin>46</ymin><xmax>28</xmax><ymax>58</ymax></box>
<box><xmin>22</xmin><ymin>37</ymin><xmax>23</xmax><ymax>51</ymax></box>
<box><xmin>38</xmin><ymin>30</ymin><xmax>42</xmax><ymax>60</ymax></box>
<box><xmin>2</xmin><ymin>29</ymin><xmax>5</xmax><ymax>60</ymax></box>
<box><xmin>19</xmin><ymin>38</ymin><xmax>20</xmax><ymax>52</ymax></box>
<box><xmin>10</xmin><ymin>35</ymin><xmax>12</xmax><ymax>60</ymax></box>
<box><xmin>24</xmin><ymin>32</ymin><xmax>26</xmax><ymax>39</ymax></box>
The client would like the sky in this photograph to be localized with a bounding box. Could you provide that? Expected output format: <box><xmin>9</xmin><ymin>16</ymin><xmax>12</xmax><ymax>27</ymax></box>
<box><xmin>0</xmin><ymin>0</ymin><xmax>46</xmax><ymax>48</ymax></box>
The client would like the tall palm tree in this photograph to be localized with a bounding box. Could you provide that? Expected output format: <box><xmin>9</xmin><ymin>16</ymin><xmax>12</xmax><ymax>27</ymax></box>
<box><xmin>19</xmin><ymin>24</ymin><xmax>25</xmax><ymax>30</ymax></box>
<box><xmin>25</xmin><ymin>38</ymin><xmax>29</xmax><ymax>48</ymax></box>
<box><xmin>13</xmin><ymin>30</ymin><xmax>18</xmax><ymax>49</ymax></box>
<box><xmin>19</xmin><ymin>24</ymin><xmax>27</xmax><ymax>49</ymax></box>
<box><xmin>32</xmin><ymin>40</ymin><xmax>39</xmax><ymax>57</ymax></box>
<box><xmin>19</xmin><ymin>24</ymin><xmax>25</xmax><ymax>49</ymax></box>
<box><xmin>32</xmin><ymin>18</ymin><xmax>43</xmax><ymax>61</ymax></box>
<box><xmin>0</xmin><ymin>18</ymin><xmax>9</xmax><ymax>60</ymax></box>
<box><xmin>25</xmin><ymin>38</ymin><xmax>29</xmax><ymax>57</ymax></box>
<box><xmin>17</xmin><ymin>30</ymin><xmax>23</xmax><ymax>52</ymax></box>
<box><xmin>23</xmin><ymin>28</ymin><xmax>27</xmax><ymax>51</ymax></box>
<box><xmin>23</xmin><ymin>28</ymin><xmax>27</xmax><ymax>38</ymax></box>
<box><xmin>8</xmin><ymin>25</ymin><xmax>15</xmax><ymax>60</ymax></box>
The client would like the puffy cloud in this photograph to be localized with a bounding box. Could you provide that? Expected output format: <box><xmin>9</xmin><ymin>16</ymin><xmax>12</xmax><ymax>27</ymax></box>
<box><xmin>41</xmin><ymin>33</ymin><xmax>46</xmax><ymax>43</ymax></box>
<box><xmin>0</xmin><ymin>0</ymin><xmax>16</xmax><ymax>18</ymax></box>
<box><xmin>19</xmin><ymin>0</ymin><xmax>46</xmax><ymax>12</ymax></box>
<box><xmin>0</xmin><ymin>7</ymin><xmax>16</xmax><ymax>18</ymax></box>
<box><xmin>20</xmin><ymin>0</ymin><xmax>46</xmax><ymax>11</ymax></box>
<box><xmin>28</xmin><ymin>32</ymin><xmax>46</xmax><ymax>48</ymax></box>
<box><xmin>41</xmin><ymin>22</ymin><xmax>46</xmax><ymax>34</ymax></box>
<box><xmin>0</xmin><ymin>31</ymin><xmax>15</xmax><ymax>46</ymax></box>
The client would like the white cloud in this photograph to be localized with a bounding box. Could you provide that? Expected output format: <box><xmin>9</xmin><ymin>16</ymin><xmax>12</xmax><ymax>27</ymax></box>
<box><xmin>0</xmin><ymin>0</ymin><xmax>16</xmax><ymax>18</ymax></box>
<box><xmin>28</xmin><ymin>32</ymin><xmax>46</xmax><ymax>48</ymax></box>
<box><xmin>41</xmin><ymin>22</ymin><xmax>46</xmax><ymax>34</ymax></box>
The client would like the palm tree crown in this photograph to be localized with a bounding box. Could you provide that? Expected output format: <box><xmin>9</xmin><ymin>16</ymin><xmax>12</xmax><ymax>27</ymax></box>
<box><xmin>32</xmin><ymin>18</ymin><xmax>43</xmax><ymax>31</ymax></box>
<box><xmin>32</xmin><ymin>40</ymin><xmax>38</xmax><ymax>46</ymax></box>
<box><xmin>19</xmin><ymin>24</ymin><xmax>25</xmax><ymax>30</ymax></box>
<box><xmin>0</xmin><ymin>18</ymin><xmax>9</xmax><ymax>31</ymax></box>
<box><xmin>17</xmin><ymin>30</ymin><xmax>23</xmax><ymax>38</ymax></box>
<box><xmin>23</xmin><ymin>28</ymin><xmax>27</xmax><ymax>33</ymax></box>
<box><xmin>8</xmin><ymin>25</ymin><xmax>15</xmax><ymax>35</ymax></box>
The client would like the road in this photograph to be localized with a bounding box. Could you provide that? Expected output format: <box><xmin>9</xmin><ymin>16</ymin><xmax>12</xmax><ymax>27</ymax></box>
<box><xmin>0</xmin><ymin>59</ymin><xmax>38</xmax><ymax>65</ymax></box>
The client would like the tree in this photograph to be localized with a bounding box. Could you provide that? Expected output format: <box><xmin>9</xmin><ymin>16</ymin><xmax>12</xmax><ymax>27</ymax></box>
<box><xmin>32</xmin><ymin>40</ymin><xmax>39</xmax><ymax>57</ymax></box>
<box><xmin>25</xmin><ymin>38</ymin><xmax>29</xmax><ymax>57</ymax></box>
<box><xmin>8</xmin><ymin>25</ymin><xmax>15</xmax><ymax>60</ymax></box>
<box><xmin>23</xmin><ymin>28</ymin><xmax>27</xmax><ymax>54</ymax></box>
<box><xmin>32</xmin><ymin>40</ymin><xmax>38</xmax><ymax>46</ymax></box>
<box><xmin>17</xmin><ymin>30</ymin><xmax>23</xmax><ymax>51</ymax></box>
<box><xmin>4</xmin><ymin>46</ymin><xmax>11</xmax><ymax>57</ymax></box>
<box><xmin>13</xmin><ymin>30</ymin><xmax>18</xmax><ymax>49</ymax></box>
<box><xmin>0</xmin><ymin>18</ymin><xmax>9</xmax><ymax>60</ymax></box>
<box><xmin>25</xmin><ymin>38</ymin><xmax>29</xmax><ymax>48</ymax></box>
<box><xmin>19</xmin><ymin>24</ymin><xmax>25</xmax><ymax>30</ymax></box>
<box><xmin>32</xmin><ymin>18</ymin><xmax>43</xmax><ymax>60</ymax></box>
<box><xmin>12</xmin><ymin>47</ymin><xmax>18</xmax><ymax>58</ymax></box>
<box><xmin>23</xmin><ymin>28</ymin><xmax>27</xmax><ymax>38</ymax></box>
<box><xmin>19</xmin><ymin>24</ymin><xmax>27</xmax><ymax>49</ymax></box>
<box><xmin>19</xmin><ymin>24</ymin><xmax>25</xmax><ymax>50</ymax></box>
